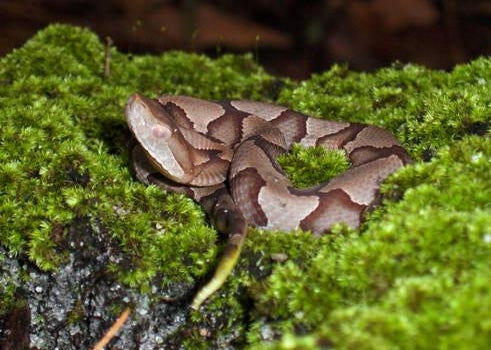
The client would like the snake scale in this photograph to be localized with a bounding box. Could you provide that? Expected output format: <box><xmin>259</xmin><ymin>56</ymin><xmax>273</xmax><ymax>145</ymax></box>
<box><xmin>126</xmin><ymin>94</ymin><xmax>411</xmax><ymax>309</ymax></box>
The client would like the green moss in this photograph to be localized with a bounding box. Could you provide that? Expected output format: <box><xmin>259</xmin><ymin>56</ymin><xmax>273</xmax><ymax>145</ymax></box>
<box><xmin>1</xmin><ymin>24</ymin><xmax>490</xmax><ymax>348</ymax></box>
<box><xmin>248</xmin><ymin>136</ymin><xmax>491</xmax><ymax>348</ymax></box>
<box><xmin>278</xmin><ymin>144</ymin><xmax>350</xmax><ymax>188</ymax></box>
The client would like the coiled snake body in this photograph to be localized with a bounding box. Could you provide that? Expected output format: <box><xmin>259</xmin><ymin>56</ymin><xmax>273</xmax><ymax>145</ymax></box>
<box><xmin>126</xmin><ymin>94</ymin><xmax>411</xmax><ymax>309</ymax></box>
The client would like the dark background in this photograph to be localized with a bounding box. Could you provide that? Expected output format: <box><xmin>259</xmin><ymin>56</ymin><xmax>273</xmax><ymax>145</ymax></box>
<box><xmin>1</xmin><ymin>0</ymin><xmax>490</xmax><ymax>79</ymax></box>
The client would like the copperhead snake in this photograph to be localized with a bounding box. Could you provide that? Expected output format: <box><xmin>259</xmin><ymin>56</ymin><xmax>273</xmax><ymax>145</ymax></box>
<box><xmin>125</xmin><ymin>94</ymin><xmax>411</xmax><ymax>309</ymax></box>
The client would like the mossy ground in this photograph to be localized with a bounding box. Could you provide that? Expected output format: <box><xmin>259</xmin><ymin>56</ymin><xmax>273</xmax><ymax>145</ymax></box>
<box><xmin>0</xmin><ymin>24</ymin><xmax>489</xmax><ymax>348</ymax></box>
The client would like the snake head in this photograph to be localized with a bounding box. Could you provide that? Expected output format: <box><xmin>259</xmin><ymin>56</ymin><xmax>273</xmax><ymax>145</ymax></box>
<box><xmin>126</xmin><ymin>93</ymin><xmax>195</xmax><ymax>184</ymax></box>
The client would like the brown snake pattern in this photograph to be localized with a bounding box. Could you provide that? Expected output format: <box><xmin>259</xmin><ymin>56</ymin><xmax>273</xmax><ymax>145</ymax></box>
<box><xmin>126</xmin><ymin>94</ymin><xmax>411</xmax><ymax>309</ymax></box>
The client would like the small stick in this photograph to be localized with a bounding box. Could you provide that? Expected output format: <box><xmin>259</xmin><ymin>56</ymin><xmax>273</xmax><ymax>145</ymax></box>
<box><xmin>92</xmin><ymin>307</ymin><xmax>131</xmax><ymax>350</ymax></box>
<box><xmin>104</xmin><ymin>36</ymin><xmax>113</xmax><ymax>79</ymax></box>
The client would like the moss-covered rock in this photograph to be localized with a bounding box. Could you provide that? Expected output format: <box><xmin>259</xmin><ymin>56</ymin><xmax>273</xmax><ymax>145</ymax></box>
<box><xmin>0</xmin><ymin>24</ymin><xmax>489</xmax><ymax>349</ymax></box>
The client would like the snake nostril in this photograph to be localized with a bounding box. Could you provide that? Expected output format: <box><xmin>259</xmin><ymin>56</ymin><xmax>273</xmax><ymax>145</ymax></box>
<box><xmin>126</xmin><ymin>94</ymin><xmax>135</xmax><ymax>105</ymax></box>
<box><xmin>127</xmin><ymin>93</ymin><xmax>143</xmax><ymax>107</ymax></box>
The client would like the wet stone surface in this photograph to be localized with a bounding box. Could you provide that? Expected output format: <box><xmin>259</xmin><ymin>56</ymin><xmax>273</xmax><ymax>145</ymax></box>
<box><xmin>1</xmin><ymin>217</ymin><xmax>193</xmax><ymax>349</ymax></box>
<box><xmin>0</xmin><ymin>247</ymin><xmax>30</xmax><ymax>350</ymax></box>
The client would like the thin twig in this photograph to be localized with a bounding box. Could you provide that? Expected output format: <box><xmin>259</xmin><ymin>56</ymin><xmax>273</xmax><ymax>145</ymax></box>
<box><xmin>104</xmin><ymin>36</ymin><xmax>113</xmax><ymax>79</ymax></box>
<box><xmin>92</xmin><ymin>307</ymin><xmax>131</xmax><ymax>350</ymax></box>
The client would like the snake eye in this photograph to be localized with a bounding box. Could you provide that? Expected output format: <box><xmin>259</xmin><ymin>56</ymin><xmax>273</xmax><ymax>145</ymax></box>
<box><xmin>151</xmin><ymin>124</ymin><xmax>172</xmax><ymax>139</ymax></box>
